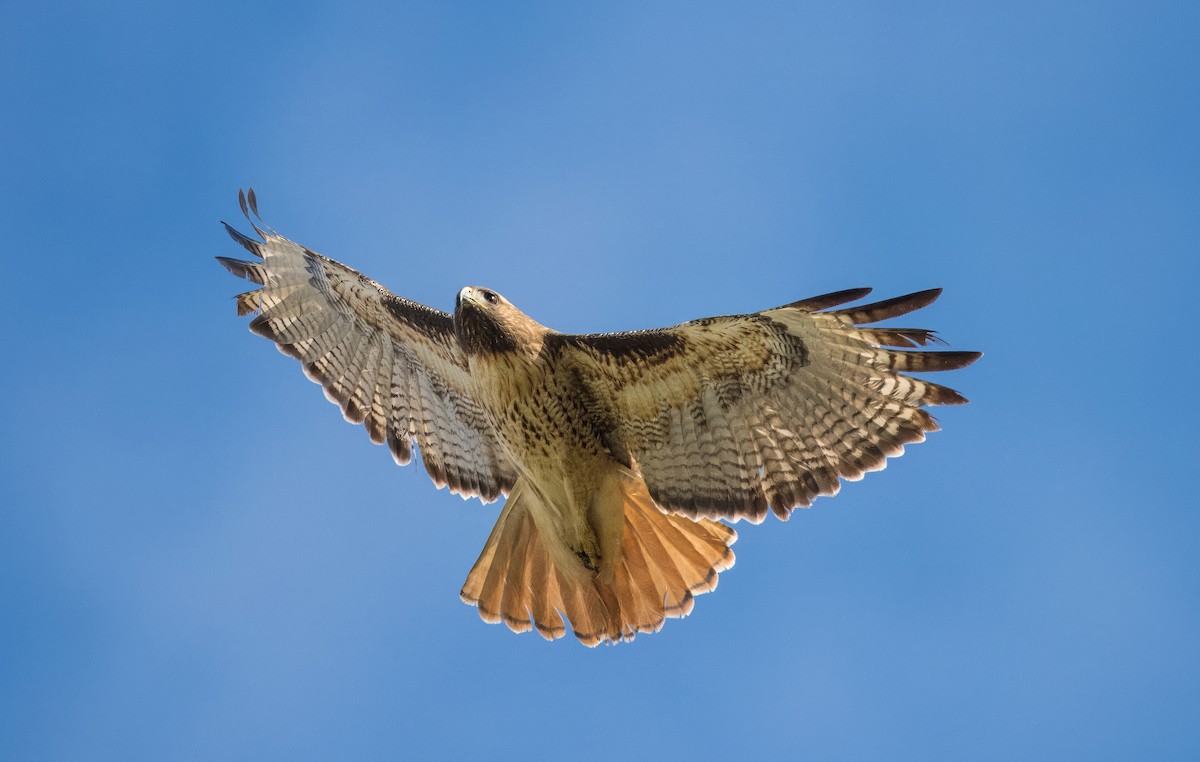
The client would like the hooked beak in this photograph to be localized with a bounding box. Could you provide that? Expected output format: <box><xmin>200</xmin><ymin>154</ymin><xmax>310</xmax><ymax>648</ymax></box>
<box><xmin>457</xmin><ymin>286</ymin><xmax>477</xmax><ymax>308</ymax></box>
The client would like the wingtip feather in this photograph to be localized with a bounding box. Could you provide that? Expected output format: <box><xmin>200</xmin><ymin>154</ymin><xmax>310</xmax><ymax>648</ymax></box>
<box><xmin>783</xmin><ymin>287</ymin><xmax>874</xmax><ymax>312</ymax></box>
<box><xmin>236</xmin><ymin>187</ymin><xmax>270</xmax><ymax>238</ymax></box>
<box><xmin>833</xmin><ymin>288</ymin><xmax>945</xmax><ymax>324</ymax></box>
<box><xmin>221</xmin><ymin>222</ymin><xmax>264</xmax><ymax>257</ymax></box>
<box><xmin>247</xmin><ymin>187</ymin><xmax>261</xmax><ymax>219</ymax></box>
<box><xmin>215</xmin><ymin>256</ymin><xmax>265</xmax><ymax>283</ymax></box>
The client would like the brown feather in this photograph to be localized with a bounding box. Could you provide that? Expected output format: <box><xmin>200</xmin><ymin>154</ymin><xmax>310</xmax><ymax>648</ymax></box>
<box><xmin>527</xmin><ymin>537</ymin><xmax>567</xmax><ymax>640</ymax></box>
<box><xmin>216</xmin><ymin>255</ymin><xmax>265</xmax><ymax>281</ymax></box>
<box><xmin>832</xmin><ymin>288</ymin><xmax>943</xmax><ymax>324</ymax></box>
<box><xmin>459</xmin><ymin>476</ymin><xmax>735</xmax><ymax>646</ymax></box>
<box><xmin>624</xmin><ymin>496</ymin><xmax>689</xmax><ymax>613</ymax></box>
<box><xmin>233</xmin><ymin>290</ymin><xmax>262</xmax><ymax>317</ymax></box>
<box><xmin>781</xmin><ymin>287</ymin><xmax>873</xmax><ymax>312</ymax></box>
<box><xmin>498</xmin><ymin>515</ymin><xmax>535</xmax><ymax>634</ymax></box>
<box><xmin>858</xmin><ymin>327</ymin><xmax>946</xmax><ymax>348</ymax></box>
<box><xmin>614</xmin><ymin>517</ymin><xmax>667</xmax><ymax>631</ymax></box>
<box><xmin>218</xmin><ymin>195</ymin><xmax>519</xmax><ymax>502</ymax></box>
<box><xmin>885</xmin><ymin>349</ymin><xmax>983</xmax><ymax>372</ymax></box>
<box><xmin>220</xmin><ymin>225</ymin><xmax>264</xmax><ymax>259</ymax></box>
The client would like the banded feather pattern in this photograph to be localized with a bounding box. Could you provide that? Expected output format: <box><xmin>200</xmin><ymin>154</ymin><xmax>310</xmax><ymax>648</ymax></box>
<box><xmin>218</xmin><ymin>191</ymin><xmax>518</xmax><ymax>501</ymax></box>
<box><xmin>567</xmin><ymin>289</ymin><xmax>981</xmax><ymax>523</ymax></box>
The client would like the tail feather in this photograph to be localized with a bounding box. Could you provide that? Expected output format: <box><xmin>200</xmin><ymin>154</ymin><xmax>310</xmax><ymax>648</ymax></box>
<box><xmin>460</xmin><ymin>476</ymin><xmax>736</xmax><ymax>646</ymax></box>
<box><xmin>611</xmin><ymin>564</ymin><xmax>656</xmax><ymax>635</ymax></box>
<box><xmin>613</xmin><ymin>525</ymin><xmax>668</xmax><ymax>631</ymax></box>
<box><xmin>554</xmin><ymin>564</ymin><xmax>612</xmax><ymax>646</ymax></box>
<box><xmin>636</xmin><ymin>492</ymin><xmax>724</xmax><ymax>591</ymax></box>
<box><xmin>527</xmin><ymin>546</ymin><xmax>566</xmax><ymax>640</ymax></box>
<box><xmin>624</xmin><ymin>497</ymin><xmax>695</xmax><ymax>615</ymax></box>
<box><xmin>472</xmin><ymin>524</ymin><xmax>513</xmax><ymax>625</ymax></box>
<box><xmin>499</xmin><ymin>520</ymin><xmax>535</xmax><ymax>634</ymax></box>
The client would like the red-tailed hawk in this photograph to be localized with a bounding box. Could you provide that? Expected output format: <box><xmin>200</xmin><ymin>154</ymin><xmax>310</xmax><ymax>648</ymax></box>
<box><xmin>218</xmin><ymin>189</ymin><xmax>980</xmax><ymax>646</ymax></box>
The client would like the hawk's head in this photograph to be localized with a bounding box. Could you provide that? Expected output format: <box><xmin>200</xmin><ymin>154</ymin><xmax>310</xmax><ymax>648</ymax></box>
<box><xmin>454</xmin><ymin>286</ymin><xmax>549</xmax><ymax>357</ymax></box>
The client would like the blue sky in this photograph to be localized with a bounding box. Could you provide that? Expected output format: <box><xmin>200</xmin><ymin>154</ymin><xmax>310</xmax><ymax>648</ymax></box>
<box><xmin>2</xmin><ymin>1</ymin><xmax>1197</xmax><ymax>758</ymax></box>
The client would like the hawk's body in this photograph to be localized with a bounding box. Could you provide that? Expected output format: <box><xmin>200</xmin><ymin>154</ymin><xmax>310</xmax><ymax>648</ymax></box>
<box><xmin>218</xmin><ymin>190</ymin><xmax>979</xmax><ymax>646</ymax></box>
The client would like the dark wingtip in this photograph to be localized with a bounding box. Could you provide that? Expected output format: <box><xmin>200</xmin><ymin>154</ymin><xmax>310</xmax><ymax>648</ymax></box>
<box><xmin>834</xmin><ymin>288</ymin><xmax>945</xmax><ymax>324</ymax></box>
<box><xmin>221</xmin><ymin>221</ymin><xmax>263</xmax><ymax>257</ymax></box>
<box><xmin>921</xmin><ymin>378</ymin><xmax>973</xmax><ymax>405</ymax></box>
<box><xmin>783</xmin><ymin>287</ymin><xmax>874</xmax><ymax>312</ymax></box>
<box><xmin>866</xmin><ymin>328</ymin><xmax>949</xmax><ymax>348</ymax></box>
<box><xmin>214</xmin><ymin>255</ymin><xmax>243</xmax><ymax>275</ymax></box>
<box><xmin>236</xmin><ymin>187</ymin><xmax>269</xmax><ymax>238</ymax></box>
<box><xmin>880</xmin><ymin>348</ymin><xmax>983</xmax><ymax>376</ymax></box>
<box><xmin>897</xmin><ymin>288</ymin><xmax>943</xmax><ymax>312</ymax></box>
<box><xmin>247</xmin><ymin>187</ymin><xmax>261</xmax><ymax>219</ymax></box>
<box><xmin>924</xmin><ymin>331</ymin><xmax>949</xmax><ymax>347</ymax></box>
<box><xmin>933</xmin><ymin>350</ymin><xmax>982</xmax><ymax>370</ymax></box>
<box><xmin>215</xmin><ymin>255</ymin><xmax>267</xmax><ymax>284</ymax></box>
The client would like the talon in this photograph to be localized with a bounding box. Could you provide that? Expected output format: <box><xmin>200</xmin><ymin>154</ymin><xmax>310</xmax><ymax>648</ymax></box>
<box><xmin>575</xmin><ymin>549</ymin><xmax>599</xmax><ymax>572</ymax></box>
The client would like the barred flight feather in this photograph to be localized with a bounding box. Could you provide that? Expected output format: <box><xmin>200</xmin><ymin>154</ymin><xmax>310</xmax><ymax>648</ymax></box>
<box><xmin>830</xmin><ymin>288</ymin><xmax>944</xmax><ymax>324</ymax></box>
<box><xmin>561</xmin><ymin>287</ymin><xmax>980</xmax><ymax>523</ymax></box>
<box><xmin>219</xmin><ymin>195</ymin><xmax>518</xmax><ymax>503</ymax></box>
<box><xmin>780</xmin><ymin>287</ymin><xmax>873</xmax><ymax>312</ymax></box>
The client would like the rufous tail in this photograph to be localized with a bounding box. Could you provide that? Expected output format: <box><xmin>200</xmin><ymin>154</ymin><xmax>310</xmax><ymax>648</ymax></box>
<box><xmin>460</xmin><ymin>477</ymin><xmax>737</xmax><ymax>646</ymax></box>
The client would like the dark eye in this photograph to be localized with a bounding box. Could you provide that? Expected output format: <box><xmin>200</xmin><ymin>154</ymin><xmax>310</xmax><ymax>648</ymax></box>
<box><xmin>482</xmin><ymin>290</ymin><xmax>498</xmax><ymax>304</ymax></box>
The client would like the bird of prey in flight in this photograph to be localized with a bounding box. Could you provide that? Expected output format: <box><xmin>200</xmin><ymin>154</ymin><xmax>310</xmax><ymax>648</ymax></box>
<box><xmin>218</xmin><ymin>189</ymin><xmax>980</xmax><ymax>646</ymax></box>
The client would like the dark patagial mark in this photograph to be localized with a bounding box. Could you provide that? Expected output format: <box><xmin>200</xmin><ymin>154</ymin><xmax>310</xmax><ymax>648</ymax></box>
<box><xmin>383</xmin><ymin>294</ymin><xmax>456</xmax><ymax>339</ymax></box>
<box><xmin>563</xmin><ymin>330</ymin><xmax>684</xmax><ymax>362</ymax></box>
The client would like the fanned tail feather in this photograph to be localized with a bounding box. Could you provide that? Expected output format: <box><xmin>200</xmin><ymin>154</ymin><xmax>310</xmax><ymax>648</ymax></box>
<box><xmin>460</xmin><ymin>477</ymin><xmax>736</xmax><ymax>646</ymax></box>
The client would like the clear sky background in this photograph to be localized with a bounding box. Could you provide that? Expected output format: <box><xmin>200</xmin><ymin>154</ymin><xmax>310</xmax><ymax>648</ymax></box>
<box><xmin>2</xmin><ymin>1</ymin><xmax>1197</xmax><ymax>759</ymax></box>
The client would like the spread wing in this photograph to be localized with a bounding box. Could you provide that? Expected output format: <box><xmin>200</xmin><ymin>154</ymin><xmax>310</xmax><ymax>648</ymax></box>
<box><xmin>563</xmin><ymin>288</ymin><xmax>980</xmax><ymax>523</ymax></box>
<box><xmin>217</xmin><ymin>190</ymin><xmax>518</xmax><ymax>501</ymax></box>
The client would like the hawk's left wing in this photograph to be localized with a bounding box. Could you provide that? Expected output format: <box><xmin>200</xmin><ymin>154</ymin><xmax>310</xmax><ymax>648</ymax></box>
<box><xmin>217</xmin><ymin>190</ymin><xmax>518</xmax><ymax>501</ymax></box>
<box><xmin>562</xmin><ymin>288</ymin><xmax>980</xmax><ymax>523</ymax></box>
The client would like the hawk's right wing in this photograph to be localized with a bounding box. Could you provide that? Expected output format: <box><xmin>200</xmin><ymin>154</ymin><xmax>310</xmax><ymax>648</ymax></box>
<box><xmin>563</xmin><ymin>288</ymin><xmax>980</xmax><ymax>524</ymax></box>
<box><xmin>217</xmin><ymin>190</ymin><xmax>518</xmax><ymax>502</ymax></box>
